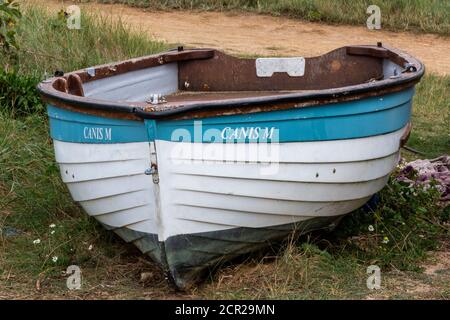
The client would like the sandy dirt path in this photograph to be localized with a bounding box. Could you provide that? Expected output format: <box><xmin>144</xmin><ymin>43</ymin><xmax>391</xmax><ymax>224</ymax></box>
<box><xmin>34</xmin><ymin>0</ymin><xmax>450</xmax><ymax>75</ymax></box>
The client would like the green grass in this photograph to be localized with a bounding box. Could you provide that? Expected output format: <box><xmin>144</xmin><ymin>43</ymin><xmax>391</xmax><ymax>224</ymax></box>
<box><xmin>0</xmin><ymin>5</ymin><xmax>168</xmax><ymax>117</ymax></box>
<box><xmin>0</xmin><ymin>4</ymin><xmax>449</xmax><ymax>299</ymax></box>
<box><xmin>97</xmin><ymin>0</ymin><xmax>450</xmax><ymax>35</ymax></box>
<box><xmin>0</xmin><ymin>114</ymin><xmax>87</xmax><ymax>274</ymax></box>
<box><xmin>6</xmin><ymin>6</ymin><xmax>168</xmax><ymax>76</ymax></box>
<box><xmin>408</xmin><ymin>74</ymin><xmax>450</xmax><ymax>158</ymax></box>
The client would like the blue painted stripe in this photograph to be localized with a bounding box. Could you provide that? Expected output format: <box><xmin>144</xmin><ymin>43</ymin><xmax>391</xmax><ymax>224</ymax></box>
<box><xmin>47</xmin><ymin>87</ymin><xmax>414</xmax><ymax>144</ymax></box>
<box><xmin>154</xmin><ymin>87</ymin><xmax>414</xmax><ymax>143</ymax></box>
<box><xmin>47</xmin><ymin>105</ymin><xmax>149</xmax><ymax>143</ymax></box>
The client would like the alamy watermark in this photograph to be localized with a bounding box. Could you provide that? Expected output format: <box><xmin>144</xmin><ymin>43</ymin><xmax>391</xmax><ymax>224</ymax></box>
<box><xmin>366</xmin><ymin>265</ymin><xmax>381</xmax><ymax>290</ymax></box>
<box><xmin>66</xmin><ymin>5</ymin><xmax>81</xmax><ymax>30</ymax></box>
<box><xmin>168</xmin><ymin>121</ymin><xmax>281</xmax><ymax>176</ymax></box>
<box><xmin>66</xmin><ymin>265</ymin><xmax>82</xmax><ymax>290</ymax></box>
<box><xmin>366</xmin><ymin>5</ymin><xmax>381</xmax><ymax>30</ymax></box>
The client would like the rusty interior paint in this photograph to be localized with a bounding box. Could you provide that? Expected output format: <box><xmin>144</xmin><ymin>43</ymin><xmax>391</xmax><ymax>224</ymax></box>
<box><xmin>37</xmin><ymin>45</ymin><xmax>424</xmax><ymax>120</ymax></box>
<box><xmin>52</xmin><ymin>77</ymin><xmax>68</xmax><ymax>94</ymax></box>
<box><xmin>75</xmin><ymin>49</ymin><xmax>214</xmax><ymax>84</ymax></box>
<box><xmin>177</xmin><ymin>48</ymin><xmax>382</xmax><ymax>91</ymax></box>
<box><xmin>346</xmin><ymin>46</ymin><xmax>407</xmax><ymax>66</ymax></box>
<box><xmin>157</xmin><ymin>81</ymin><xmax>417</xmax><ymax>120</ymax></box>
<box><xmin>67</xmin><ymin>74</ymin><xmax>84</xmax><ymax>97</ymax></box>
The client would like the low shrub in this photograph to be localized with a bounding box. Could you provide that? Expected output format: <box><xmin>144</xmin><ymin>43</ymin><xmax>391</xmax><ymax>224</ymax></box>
<box><xmin>0</xmin><ymin>67</ymin><xmax>43</xmax><ymax>117</ymax></box>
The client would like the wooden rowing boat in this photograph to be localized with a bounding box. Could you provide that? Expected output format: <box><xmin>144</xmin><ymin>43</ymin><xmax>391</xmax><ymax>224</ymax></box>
<box><xmin>38</xmin><ymin>44</ymin><xmax>424</xmax><ymax>288</ymax></box>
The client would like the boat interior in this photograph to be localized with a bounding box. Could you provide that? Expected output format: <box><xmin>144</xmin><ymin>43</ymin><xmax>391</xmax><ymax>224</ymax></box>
<box><xmin>46</xmin><ymin>44</ymin><xmax>419</xmax><ymax>111</ymax></box>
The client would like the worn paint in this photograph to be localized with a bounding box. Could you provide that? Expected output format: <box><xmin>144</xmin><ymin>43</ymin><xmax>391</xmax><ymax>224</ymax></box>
<box><xmin>48</xmin><ymin>87</ymin><xmax>413</xmax><ymax>143</ymax></box>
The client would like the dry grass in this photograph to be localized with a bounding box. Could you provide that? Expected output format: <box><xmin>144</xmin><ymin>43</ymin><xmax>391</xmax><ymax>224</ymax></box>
<box><xmin>197</xmin><ymin>239</ymin><xmax>450</xmax><ymax>300</ymax></box>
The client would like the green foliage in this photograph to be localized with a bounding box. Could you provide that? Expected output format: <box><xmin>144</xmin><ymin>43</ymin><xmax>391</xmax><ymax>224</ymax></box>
<box><xmin>0</xmin><ymin>67</ymin><xmax>43</xmax><ymax>117</ymax></box>
<box><xmin>0</xmin><ymin>0</ymin><xmax>21</xmax><ymax>50</ymax></box>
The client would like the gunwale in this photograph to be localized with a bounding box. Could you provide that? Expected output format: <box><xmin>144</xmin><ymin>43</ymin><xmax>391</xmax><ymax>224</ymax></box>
<box><xmin>37</xmin><ymin>44</ymin><xmax>424</xmax><ymax>120</ymax></box>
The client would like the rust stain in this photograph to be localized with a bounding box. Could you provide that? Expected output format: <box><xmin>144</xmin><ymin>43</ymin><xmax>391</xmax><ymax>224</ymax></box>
<box><xmin>330</xmin><ymin>60</ymin><xmax>341</xmax><ymax>72</ymax></box>
<box><xmin>37</xmin><ymin>45</ymin><xmax>424</xmax><ymax>121</ymax></box>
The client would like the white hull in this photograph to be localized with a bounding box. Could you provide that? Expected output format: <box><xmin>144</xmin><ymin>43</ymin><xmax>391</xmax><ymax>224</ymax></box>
<box><xmin>53</xmin><ymin>126</ymin><xmax>406</xmax><ymax>242</ymax></box>
<box><xmin>54</xmin><ymin>141</ymin><xmax>159</xmax><ymax>234</ymax></box>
